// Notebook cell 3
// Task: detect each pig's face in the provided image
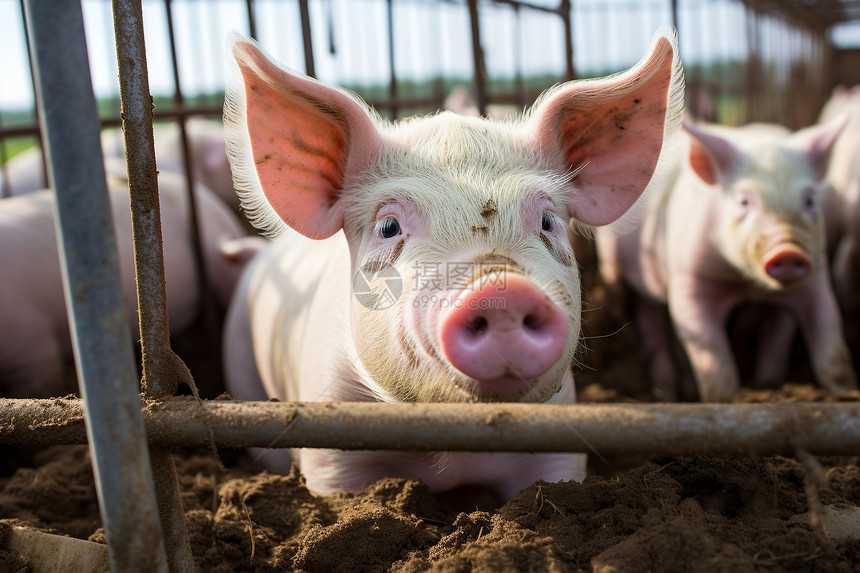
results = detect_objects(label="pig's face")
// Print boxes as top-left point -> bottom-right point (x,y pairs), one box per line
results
342,114 -> 580,402
686,119 -> 846,291
715,144 -> 826,290
224,30 -> 684,404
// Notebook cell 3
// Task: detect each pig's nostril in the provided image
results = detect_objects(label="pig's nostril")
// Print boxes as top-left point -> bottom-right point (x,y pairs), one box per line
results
467,316 -> 488,335
523,314 -> 541,331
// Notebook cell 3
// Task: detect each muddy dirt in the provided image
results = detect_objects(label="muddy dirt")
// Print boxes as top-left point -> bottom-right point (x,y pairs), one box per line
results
1,255 -> 859,571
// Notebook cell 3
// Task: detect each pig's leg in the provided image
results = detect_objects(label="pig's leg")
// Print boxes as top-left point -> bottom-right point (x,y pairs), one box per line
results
791,272 -> 858,394
750,306 -> 796,386
833,235 -> 860,313
832,180 -> 860,312
1,320 -> 66,398
668,279 -> 739,402
633,296 -> 678,401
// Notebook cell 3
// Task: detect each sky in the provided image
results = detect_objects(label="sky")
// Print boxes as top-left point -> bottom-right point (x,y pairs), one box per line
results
1,0 -> 859,113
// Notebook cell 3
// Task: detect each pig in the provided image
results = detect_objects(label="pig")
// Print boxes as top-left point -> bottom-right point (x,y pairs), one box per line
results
1,118 -> 239,210
0,170 -> 257,398
596,118 -> 857,402
818,86 -> 860,313
221,28 -> 684,501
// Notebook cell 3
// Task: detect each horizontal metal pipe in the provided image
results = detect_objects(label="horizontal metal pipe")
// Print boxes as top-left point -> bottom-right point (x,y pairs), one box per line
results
1,398 -> 858,457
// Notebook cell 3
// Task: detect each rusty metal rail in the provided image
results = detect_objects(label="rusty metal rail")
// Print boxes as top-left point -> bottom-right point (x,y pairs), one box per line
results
111,0 -> 197,570
2,398 -> 859,457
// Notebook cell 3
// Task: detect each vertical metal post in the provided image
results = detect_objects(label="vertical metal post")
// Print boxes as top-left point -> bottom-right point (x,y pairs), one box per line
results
561,0 -> 575,81
467,0 -> 488,116
19,0 -> 48,193
164,0 -> 210,322
21,0 -> 167,571
671,0 -> 679,42
387,0 -> 399,119
298,0 -> 316,77
0,115 -> 7,198
111,0 -> 197,571
245,0 -> 257,39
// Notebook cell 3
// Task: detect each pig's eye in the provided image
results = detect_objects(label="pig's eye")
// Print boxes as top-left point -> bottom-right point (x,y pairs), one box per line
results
378,217 -> 402,239
740,198 -> 749,207
541,212 -> 553,232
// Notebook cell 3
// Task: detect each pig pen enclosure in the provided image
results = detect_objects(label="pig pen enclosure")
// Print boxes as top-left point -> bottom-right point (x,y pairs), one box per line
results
2,0 -> 860,571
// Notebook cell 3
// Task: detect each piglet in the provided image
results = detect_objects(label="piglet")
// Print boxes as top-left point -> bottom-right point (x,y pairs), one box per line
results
222,29 -> 684,501
597,119 -> 857,402
0,171 -> 254,398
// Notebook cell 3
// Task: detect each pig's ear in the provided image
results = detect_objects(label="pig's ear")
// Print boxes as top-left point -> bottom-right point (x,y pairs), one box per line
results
684,122 -> 741,185
788,114 -> 847,178
527,28 -> 684,227
223,35 -> 382,239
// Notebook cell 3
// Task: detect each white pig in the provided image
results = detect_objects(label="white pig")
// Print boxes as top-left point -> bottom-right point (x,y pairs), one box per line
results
0,171 -> 256,398
221,29 -> 684,501
818,86 -> 860,312
597,118 -> 857,402
1,118 -> 239,210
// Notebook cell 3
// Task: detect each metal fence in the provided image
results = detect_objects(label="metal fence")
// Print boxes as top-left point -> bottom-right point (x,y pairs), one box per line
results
1,0 -> 857,570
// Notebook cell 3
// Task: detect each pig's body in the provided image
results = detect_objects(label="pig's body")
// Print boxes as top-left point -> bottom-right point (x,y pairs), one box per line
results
223,30 -> 684,500
0,172 -> 253,397
1,119 -> 239,210
598,121 -> 857,401
228,234 -> 580,496
819,87 -> 860,312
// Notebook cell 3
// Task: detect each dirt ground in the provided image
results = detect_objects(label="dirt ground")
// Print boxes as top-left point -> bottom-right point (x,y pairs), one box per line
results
1,257 -> 859,571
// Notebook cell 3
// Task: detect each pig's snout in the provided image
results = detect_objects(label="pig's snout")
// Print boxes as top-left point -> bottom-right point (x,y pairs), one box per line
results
438,273 -> 568,393
763,245 -> 812,285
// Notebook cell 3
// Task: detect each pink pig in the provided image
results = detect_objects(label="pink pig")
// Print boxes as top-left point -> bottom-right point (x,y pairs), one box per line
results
0,170 -> 257,398
221,30 -> 684,501
818,86 -> 860,315
597,118 -> 857,402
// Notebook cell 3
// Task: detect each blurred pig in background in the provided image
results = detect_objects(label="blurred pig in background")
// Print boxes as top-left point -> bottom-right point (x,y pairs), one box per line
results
596,118 -> 857,402
819,87 -> 860,336
0,169 -> 259,398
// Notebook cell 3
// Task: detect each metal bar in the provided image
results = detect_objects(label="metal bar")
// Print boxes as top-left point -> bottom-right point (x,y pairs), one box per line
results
671,0 -> 679,42
490,0 -> 563,15
467,0 -> 488,116
3,398 -> 859,457
165,0 -> 211,328
0,106 -> 227,139
19,0 -> 48,194
387,0 -> 399,119
298,0 -> 316,77
20,1 -> 166,571
245,0 -> 257,39
111,1 -> 197,571
0,114 -> 8,198
561,0 -> 575,81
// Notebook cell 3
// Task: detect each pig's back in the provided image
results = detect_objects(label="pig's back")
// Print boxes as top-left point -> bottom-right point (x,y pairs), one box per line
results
0,192 -> 67,330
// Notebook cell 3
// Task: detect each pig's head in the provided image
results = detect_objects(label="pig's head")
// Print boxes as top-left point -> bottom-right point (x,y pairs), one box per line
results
685,117 -> 846,290
224,31 -> 683,403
